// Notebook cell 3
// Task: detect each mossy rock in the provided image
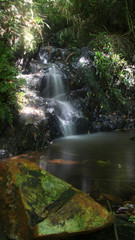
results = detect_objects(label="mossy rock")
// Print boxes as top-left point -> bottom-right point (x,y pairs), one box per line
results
0,158 -> 113,240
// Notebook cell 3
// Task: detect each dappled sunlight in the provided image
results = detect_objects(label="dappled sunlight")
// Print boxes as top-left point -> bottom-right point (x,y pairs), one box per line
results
17,73 -> 41,83
78,57 -> 89,66
20,106 -> 45,118
24,31 -> 35,50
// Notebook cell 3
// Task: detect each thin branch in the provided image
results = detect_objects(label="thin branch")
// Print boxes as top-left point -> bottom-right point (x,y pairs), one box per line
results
107,200 -> 119,240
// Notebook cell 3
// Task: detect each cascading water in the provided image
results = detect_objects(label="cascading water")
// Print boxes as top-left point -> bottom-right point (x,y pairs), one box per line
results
42,65 -> 65,98
41,64 -> 81,136
15,46 -> 90,141
57,101 -> 76,136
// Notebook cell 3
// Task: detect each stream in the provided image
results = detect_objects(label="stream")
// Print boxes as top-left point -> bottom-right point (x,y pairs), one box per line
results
0,45 -> 135,239
40,63 -> 82,136
18,131 -> 135,239
1,133 -> 135,240
29,131 -> 135,200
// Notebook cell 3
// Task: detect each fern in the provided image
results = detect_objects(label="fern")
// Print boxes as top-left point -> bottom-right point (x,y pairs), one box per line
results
0,41 -> 18,125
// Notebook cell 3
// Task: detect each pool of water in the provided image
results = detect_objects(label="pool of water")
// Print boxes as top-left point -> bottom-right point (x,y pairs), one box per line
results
1,131 -> 135,240
27,131 -> 135,201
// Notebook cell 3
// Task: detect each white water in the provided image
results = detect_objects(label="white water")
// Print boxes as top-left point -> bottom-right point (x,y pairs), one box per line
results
45,64 -> 78,136
56,100 -> 75,136
46,65 -> 65,98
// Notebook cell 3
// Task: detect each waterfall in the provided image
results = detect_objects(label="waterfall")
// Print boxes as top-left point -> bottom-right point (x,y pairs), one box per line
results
43,64 -> 78,137
38,46 -> 89,138
44,65 -> 65,98
57,101 -> 75,136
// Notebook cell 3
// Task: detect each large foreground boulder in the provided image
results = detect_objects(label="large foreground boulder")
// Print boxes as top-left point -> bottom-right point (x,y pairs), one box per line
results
0,158 -> 113,239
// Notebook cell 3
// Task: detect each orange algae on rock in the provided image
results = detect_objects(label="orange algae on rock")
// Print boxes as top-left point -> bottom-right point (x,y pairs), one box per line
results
0,158 -> 113,240
0,161 -> 33,240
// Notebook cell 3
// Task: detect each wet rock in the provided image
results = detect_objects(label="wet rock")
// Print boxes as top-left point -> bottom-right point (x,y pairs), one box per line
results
2,45 -> 134,157
47,110 -> 62,139
0,113 -> 49,157
75,117 -> 89,134
0,149 -> 10,159
0,219 -> 8,240
0,158 -> 113,240
39,46 -> 71,64
115,216 -> 135,240
130,136 -> 135,141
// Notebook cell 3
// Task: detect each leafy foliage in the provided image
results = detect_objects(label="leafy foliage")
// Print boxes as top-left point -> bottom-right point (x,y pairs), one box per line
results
93,39 -> 133,110
0,0 -> 45,129
0,41 -> 18,126
90,32 -> 134,62
51,0 -> 135,46
0,0 -> 134,129
0,0 -> 45,53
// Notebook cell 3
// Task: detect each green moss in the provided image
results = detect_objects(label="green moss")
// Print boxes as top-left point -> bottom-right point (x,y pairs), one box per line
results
0,159 -> 113,238
38,218 -> 65,235
36,193 -> 110,236
37,202 -> 108,236
14,164 -> 74,226
40,173 -> 71,204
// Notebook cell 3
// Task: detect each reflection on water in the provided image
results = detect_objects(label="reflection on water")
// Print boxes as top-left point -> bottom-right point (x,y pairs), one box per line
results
32,132 -> 135,200
1,132 -> 134,239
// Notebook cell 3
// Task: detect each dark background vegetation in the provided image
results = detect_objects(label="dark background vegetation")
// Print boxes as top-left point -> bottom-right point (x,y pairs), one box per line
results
0,0 -> 135,133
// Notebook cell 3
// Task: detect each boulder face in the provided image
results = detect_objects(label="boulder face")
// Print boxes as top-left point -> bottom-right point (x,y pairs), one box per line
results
0,158 -> 113,240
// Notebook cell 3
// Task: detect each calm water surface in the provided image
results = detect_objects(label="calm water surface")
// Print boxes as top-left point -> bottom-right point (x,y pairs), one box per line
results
1,131 -> 135,240
33,131 -> 135,200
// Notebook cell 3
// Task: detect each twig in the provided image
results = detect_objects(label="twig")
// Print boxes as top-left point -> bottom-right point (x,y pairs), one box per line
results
107,200 -> 119,240
65,52 -> 75,62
